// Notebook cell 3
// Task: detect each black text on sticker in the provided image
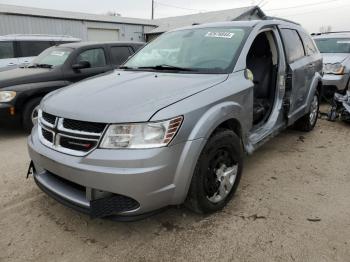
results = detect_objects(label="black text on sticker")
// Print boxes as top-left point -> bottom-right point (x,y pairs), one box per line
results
205,32 -> 235,39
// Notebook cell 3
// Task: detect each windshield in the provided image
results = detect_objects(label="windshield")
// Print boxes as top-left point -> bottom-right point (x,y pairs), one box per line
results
29,47 -> 73,68
314,38 -> 350,53
125,27 -> 249,73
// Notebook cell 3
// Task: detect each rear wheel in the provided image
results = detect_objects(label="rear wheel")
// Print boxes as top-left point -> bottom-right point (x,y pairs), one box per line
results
22,97 -> 42,133
294,91 -> 319,132
185,129 -> 243,214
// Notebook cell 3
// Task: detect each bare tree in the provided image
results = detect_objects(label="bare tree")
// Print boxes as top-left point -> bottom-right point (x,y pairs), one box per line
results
319,25 -> 332,33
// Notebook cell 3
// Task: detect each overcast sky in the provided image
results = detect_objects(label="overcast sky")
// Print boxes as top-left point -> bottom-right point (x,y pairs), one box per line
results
0,0 -> 349,32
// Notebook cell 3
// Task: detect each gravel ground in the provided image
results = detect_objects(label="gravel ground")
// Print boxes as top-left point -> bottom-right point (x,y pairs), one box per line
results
0,118 -> 349,262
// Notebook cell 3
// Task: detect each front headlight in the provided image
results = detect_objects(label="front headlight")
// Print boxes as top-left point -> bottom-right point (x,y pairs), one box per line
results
100,116 -> 183,149
323,63 -> 345,75
0,91 -> 16,102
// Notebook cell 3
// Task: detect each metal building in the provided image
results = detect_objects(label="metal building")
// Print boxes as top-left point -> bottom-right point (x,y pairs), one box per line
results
145,6 -> 265,41
0,4 -> 265,42
0,4 -> 157,42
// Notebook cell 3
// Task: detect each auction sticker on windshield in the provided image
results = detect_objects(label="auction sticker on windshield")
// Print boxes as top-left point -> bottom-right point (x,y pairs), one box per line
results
205,32 -> 235,39
51,51 -> 67,56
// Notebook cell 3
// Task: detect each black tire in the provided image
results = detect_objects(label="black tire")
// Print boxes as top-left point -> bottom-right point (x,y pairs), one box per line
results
294,91 -> 319,132
185,129 -> 244,214
22,97 -> 42,133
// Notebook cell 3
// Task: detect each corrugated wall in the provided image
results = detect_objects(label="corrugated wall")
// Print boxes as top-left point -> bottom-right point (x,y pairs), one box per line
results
0,14 -> 88,40
0,14 -> 156,42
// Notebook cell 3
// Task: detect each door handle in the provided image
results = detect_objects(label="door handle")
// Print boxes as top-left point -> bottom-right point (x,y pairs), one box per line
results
307,63 -> 314,68
7,63 -> 16,66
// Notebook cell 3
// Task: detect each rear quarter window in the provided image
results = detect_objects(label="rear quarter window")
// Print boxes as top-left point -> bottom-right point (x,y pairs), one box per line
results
110,46 -> 132,65
300,31 -> 318,55
18,41 -> 53,57
280,29 -> 306,63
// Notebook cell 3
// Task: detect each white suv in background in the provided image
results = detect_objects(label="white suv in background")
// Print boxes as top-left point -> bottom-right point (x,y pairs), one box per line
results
0,34 -> 80,72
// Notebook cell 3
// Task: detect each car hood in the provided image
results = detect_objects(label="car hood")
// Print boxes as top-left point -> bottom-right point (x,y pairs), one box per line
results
42,70 -> 228,123
322,53 -> 350,64
0,68 -> 60,89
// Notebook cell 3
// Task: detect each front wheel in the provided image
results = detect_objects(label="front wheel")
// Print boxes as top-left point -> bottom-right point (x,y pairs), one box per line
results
22,97 -> 42,133
294,91 -> 319,132
185,129 -> 243,214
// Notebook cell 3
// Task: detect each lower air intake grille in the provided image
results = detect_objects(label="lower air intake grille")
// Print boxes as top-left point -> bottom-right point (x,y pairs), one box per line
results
90,195 -> 140,218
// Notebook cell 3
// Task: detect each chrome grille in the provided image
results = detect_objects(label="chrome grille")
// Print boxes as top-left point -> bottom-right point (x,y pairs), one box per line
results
63,118 -> 106,134
42,112 -> 56,126
38,110 -> 106,156
41,127 -> 54,143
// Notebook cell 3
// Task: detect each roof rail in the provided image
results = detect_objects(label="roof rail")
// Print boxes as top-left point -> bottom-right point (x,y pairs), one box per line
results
263,16 -> 300,26
311,31 -> 350,35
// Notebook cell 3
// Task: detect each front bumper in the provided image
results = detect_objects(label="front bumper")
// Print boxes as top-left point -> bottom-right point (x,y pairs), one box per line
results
28,125 -> 204,219
322,73 -> 349,92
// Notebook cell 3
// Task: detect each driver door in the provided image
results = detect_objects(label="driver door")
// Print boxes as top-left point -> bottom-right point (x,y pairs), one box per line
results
66,47 -> 112,83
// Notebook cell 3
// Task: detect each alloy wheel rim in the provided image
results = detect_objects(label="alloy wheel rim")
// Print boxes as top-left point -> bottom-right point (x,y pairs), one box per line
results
31,106 -> 39,124
207,164 -> 238,203
309,95 -> 318,125
206,148 -> 238,204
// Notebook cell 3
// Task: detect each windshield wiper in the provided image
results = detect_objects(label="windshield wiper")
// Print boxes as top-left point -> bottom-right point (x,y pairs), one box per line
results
138,64 -> 197,72
28,63 -> 53,69
118,65 -> 135,69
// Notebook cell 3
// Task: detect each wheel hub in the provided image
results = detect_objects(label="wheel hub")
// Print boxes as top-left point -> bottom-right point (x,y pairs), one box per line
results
309,95 -> 318,125
207,163 -> 238,203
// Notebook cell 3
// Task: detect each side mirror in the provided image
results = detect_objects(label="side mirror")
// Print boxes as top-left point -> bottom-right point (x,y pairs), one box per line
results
72,60 -> 91,71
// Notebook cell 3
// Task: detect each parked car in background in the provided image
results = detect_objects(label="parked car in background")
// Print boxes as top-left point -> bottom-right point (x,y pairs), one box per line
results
313,32 -> 350,97
0,34 -> 81,72
0,41 -> 144,131
28,19 -> 322,220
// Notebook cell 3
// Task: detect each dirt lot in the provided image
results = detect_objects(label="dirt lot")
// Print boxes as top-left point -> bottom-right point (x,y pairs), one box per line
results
0,118 -> 349,262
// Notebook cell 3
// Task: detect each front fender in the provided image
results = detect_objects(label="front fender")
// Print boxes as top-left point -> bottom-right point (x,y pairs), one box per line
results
9,81 -> 70,111
188,101 -> 245,141
171,101 -> 247,204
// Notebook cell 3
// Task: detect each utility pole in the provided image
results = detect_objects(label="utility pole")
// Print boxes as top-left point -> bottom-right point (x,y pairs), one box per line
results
151,0 -> 154,20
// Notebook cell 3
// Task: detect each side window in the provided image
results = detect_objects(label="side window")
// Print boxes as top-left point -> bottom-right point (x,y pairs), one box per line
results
0,41 -> 15,59
110,46 -> 132,65
300,32 -> 318,55
18,41 -> 52,57
280,29 -> 305,63
76,48 -> 107,68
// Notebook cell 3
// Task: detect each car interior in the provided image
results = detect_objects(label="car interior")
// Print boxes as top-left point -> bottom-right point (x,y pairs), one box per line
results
247,31 -> 279,126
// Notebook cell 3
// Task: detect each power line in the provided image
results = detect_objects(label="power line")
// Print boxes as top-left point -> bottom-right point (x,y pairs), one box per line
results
272,2 -> 350,17
260,1 -> 270,8
265,0 -> 340,12
154,1 -> 207,12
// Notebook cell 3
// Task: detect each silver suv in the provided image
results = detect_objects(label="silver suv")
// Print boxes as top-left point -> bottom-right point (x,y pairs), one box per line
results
28,19 -> 322,220
313,32 -> 350,97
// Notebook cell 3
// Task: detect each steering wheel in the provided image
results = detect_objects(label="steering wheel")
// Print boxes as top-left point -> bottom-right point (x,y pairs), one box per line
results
193,59 -> 229,68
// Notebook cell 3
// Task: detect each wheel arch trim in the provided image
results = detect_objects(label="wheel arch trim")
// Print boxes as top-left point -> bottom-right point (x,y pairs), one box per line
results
171,102 -> 246,204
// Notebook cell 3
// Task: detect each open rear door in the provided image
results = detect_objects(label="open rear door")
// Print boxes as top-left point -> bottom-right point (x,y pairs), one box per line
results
279,28 -> 314,124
